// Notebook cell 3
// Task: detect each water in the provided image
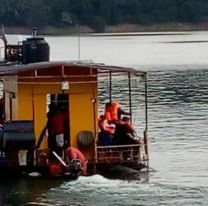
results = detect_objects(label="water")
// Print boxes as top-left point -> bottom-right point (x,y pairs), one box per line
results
1,31 -> 208,205
46,31 -> 208,67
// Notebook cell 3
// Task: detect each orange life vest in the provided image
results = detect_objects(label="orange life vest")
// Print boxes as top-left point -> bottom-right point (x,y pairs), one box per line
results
104,102 -> 120,121
104,104 -> 111,121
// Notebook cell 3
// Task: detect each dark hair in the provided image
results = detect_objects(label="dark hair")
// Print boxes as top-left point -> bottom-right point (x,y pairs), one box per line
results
105,102 -> 111,108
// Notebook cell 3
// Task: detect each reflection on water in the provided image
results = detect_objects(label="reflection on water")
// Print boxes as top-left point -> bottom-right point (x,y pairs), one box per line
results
149,68 -> 208,183
0,177 -> 63,205
1,32 -> 208,205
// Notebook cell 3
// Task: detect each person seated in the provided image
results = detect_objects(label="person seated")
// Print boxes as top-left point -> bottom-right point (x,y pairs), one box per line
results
104,102 -> 130,123
97,115 -> 114,146
113,116 -> 139,145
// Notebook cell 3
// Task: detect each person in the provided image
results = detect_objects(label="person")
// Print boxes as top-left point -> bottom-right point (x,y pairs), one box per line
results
51,106 -> 65,149
46,103 -> 57,150
113,116 -> 139,145
44,104 -> 66,157
66,147 -> 87,175
97,115 -> 114,146
61,105 -> 70,148
104,102 -> 130,122
104,102 -> 112,121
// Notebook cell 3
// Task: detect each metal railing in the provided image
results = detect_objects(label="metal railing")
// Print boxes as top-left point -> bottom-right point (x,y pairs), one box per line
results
96,143 -> 147,164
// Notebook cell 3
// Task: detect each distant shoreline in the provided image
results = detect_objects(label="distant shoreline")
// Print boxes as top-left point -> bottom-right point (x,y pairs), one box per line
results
3,23 -> 208,36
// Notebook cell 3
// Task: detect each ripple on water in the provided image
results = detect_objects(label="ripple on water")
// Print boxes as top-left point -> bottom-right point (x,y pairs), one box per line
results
32,68 -> 208,205
38,175 -> 208,206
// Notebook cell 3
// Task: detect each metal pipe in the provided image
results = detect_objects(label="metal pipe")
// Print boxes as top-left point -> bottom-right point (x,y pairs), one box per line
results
9,96 -> 12,121
92,96 -> 97,172
31,87 -> 36,142
144,73 -> 149,160
144,73 -> 148,131
109,71 -> 112,103
77,25 -> 81,60
128,72 -> 132,123
52,151 -> 67,167
3,91 -> 5,122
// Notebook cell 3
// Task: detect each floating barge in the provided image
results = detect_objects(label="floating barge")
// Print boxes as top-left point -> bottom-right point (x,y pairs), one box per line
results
0,31 -> 149,177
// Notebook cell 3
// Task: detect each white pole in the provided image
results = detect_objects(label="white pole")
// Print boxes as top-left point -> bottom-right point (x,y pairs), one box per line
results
52,151 -> 67,167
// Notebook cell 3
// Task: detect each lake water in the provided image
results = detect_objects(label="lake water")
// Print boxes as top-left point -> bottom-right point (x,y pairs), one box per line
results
1,31 -> 208,205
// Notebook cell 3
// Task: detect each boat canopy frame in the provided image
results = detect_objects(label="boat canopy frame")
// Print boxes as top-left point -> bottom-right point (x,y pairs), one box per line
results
0,60 -> 149,172
0,61 -> 145,77
0,60 -> 148,133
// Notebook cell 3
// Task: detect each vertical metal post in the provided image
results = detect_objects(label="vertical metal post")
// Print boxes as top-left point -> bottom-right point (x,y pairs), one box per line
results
32,87 -> 35,137
128,72 -> 132,123
61,64 -> 65,95
4,43 -> 7,61
18,41 -> 21,64
9,95 -> 12,121
78,24 -> 81,60
144,73 -> 148,132
3,91 -> 5,122
92,76 -> 98,173
144,73 -> 149,165
109,71 -> 112,103
92,97 -> 97,173
92,98 -> 97,144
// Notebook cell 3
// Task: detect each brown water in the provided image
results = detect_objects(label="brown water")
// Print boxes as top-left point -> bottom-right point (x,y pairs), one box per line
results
1,32 -> 208,205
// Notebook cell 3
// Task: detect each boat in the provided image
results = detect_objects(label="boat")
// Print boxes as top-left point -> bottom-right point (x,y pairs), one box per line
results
0,30 -> 149,177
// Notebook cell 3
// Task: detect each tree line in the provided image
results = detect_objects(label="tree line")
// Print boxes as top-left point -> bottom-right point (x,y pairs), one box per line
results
0,0 -> 208,32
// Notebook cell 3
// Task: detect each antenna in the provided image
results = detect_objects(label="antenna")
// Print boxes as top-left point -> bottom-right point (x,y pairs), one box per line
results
77,24 -> 81,60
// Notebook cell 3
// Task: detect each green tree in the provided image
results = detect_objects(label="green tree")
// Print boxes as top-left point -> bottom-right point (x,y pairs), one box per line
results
0,0 -> 208,32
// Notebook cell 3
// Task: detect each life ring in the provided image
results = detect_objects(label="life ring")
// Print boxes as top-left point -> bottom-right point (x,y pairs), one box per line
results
77,131 -> 94,147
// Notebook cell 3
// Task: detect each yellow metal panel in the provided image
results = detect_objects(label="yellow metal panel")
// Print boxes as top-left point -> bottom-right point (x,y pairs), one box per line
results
18,82 -> 61,147
18,84 -> 33,120
33,93 -> 47,149
70,82 -> 97,160
16,78 -> 98,159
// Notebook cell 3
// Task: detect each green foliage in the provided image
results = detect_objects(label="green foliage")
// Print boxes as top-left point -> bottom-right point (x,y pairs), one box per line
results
0,0 -> 208,31
61,12 -> 73,25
